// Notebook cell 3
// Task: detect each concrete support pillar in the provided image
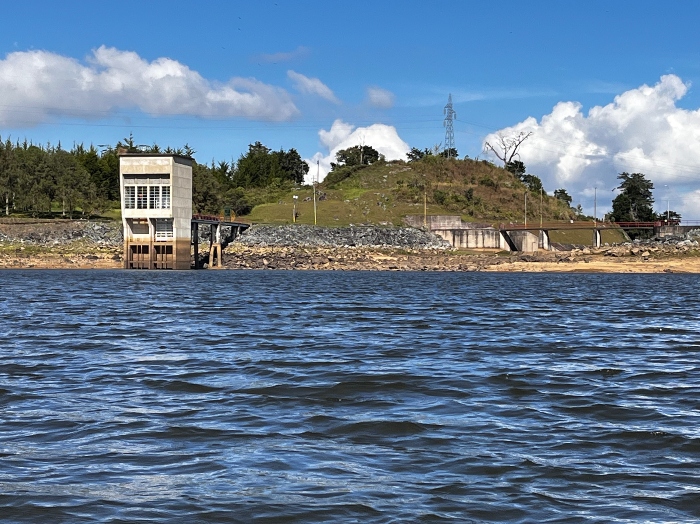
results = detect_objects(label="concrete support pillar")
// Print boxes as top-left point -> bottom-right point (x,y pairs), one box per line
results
209,223 -> 222,268
123,239 -> 130,269
499,231 -> 515,251
593,229 -> 601,248
539,230 -> 551,251
192,222 -> 199,269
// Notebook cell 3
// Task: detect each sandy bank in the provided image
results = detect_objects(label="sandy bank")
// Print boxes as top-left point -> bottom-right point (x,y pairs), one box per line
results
2,248 -> 698,273
1,219 -> 698,273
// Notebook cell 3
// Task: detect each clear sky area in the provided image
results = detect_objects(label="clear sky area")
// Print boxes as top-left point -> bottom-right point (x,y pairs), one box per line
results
2,0 -> 700,218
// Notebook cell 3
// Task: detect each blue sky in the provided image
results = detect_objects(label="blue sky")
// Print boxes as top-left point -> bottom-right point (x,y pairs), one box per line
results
2,0 -> 700,217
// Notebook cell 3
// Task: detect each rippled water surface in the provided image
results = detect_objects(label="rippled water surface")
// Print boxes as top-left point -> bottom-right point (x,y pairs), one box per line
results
1,270 -> 699,523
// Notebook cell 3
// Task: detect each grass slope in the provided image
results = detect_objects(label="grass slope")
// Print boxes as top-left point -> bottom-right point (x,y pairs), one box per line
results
246,158 -> 605,222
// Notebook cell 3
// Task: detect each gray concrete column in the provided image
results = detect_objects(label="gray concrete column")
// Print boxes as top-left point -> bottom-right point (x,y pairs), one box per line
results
593,229 -> 601,248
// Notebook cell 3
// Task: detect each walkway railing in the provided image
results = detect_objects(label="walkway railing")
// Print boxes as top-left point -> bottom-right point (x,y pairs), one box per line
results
192,213 -> 250,225
499,220 -> 698,231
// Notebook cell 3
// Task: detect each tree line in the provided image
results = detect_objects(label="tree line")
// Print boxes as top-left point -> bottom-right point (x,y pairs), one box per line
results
0,135 -> 309,217
1,131 -> 681,224
0,138 -> 118,218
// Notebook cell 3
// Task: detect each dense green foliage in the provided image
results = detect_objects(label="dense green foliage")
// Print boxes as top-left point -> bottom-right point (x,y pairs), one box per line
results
521,174 -> 543,193
0,139 -> 115,217
330,145 -> 380,170
195,141 -> 308,215
439,147 -> 459,158
407,147 -> 433,162
232,142 -> 308,188
610,172 -> 655,222
505,160 -> 543,193
608,172 -> 683,238
554,188 -> 573,206
505,160 -> 526,178
0,136 -> 308,218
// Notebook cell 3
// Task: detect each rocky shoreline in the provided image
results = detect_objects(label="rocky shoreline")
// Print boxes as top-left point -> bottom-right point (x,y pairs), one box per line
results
1,219 -> 699,273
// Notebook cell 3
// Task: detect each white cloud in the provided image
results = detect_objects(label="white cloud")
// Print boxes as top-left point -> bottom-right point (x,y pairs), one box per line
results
0,46 -> 299,126
304,119 -> 410,184
287,70 -> 339,103
256,46 -> 310,63
483,75 -> 700,219
366,86 -> 395,108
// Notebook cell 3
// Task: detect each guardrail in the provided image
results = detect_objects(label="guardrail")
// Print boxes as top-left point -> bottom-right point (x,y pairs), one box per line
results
192,214 -> 250,225
498,220 -> 700,230
499,221 -> 611,230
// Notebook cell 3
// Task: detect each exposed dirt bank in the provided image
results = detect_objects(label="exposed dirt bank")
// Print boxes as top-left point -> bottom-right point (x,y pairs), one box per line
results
1,219 -> 699,273
221,245 -> 700,273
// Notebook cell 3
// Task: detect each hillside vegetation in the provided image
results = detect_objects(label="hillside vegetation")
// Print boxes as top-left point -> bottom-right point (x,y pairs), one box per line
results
244,156 -> 578,227
0,134 -> 628,245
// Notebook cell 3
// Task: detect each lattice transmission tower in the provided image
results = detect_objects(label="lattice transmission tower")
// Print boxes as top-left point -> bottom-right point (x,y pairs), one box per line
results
443,93 -> 456,158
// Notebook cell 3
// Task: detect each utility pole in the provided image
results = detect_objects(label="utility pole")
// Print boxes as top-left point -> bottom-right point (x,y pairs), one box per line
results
594,187 -> 597,227
664,184 -> 669,223
314,160 -> 318,225
540,187 -> 543,227
443,94 -> 456,158
524,191 -> 527,227
359,135 -> 365,166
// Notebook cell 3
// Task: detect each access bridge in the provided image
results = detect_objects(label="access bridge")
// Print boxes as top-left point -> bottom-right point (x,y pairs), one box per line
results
191,214 -> 250,269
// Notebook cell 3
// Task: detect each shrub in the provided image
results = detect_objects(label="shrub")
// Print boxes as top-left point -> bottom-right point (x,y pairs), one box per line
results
479,176 -> 496,188
433,189 -> 448,206
323,164 -> 366,188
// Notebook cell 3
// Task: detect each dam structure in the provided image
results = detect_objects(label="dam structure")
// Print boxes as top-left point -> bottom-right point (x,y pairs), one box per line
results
407,215 -> 700,253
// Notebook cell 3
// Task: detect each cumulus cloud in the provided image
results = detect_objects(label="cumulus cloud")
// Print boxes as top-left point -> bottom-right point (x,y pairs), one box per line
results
287,70 -> 339,103
0,46 -> 299,126
483,75 -> 700,219
366,86 -> 395,108
304,119 -> 410,184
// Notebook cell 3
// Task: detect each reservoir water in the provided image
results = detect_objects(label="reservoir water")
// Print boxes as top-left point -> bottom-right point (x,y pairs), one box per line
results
0,270 -> 699,523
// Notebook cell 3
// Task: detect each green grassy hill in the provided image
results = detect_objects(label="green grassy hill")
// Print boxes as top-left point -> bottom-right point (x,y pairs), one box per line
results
241,157 -> 629,245
245,157 -> 575,226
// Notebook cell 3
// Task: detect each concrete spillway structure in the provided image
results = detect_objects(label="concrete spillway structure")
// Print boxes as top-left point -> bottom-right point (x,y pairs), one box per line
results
119,154 -> 193,269
404,215 -> 535,251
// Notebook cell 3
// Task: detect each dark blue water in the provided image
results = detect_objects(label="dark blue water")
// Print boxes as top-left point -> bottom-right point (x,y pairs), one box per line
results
1,270 -> 699,523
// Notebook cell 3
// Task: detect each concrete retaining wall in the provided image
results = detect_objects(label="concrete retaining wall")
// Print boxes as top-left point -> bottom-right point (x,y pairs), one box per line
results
433,228 -> 503,249
656,225 -> 700,239
433,228 -> 540,252
508,231 -> 539,252
406,215 -> 543,252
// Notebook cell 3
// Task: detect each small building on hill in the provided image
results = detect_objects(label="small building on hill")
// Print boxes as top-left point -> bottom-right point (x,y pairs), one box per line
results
119,154 -> 193,269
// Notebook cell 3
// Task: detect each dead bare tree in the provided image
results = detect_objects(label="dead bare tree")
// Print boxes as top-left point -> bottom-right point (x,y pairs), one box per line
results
483,131 -> 533,166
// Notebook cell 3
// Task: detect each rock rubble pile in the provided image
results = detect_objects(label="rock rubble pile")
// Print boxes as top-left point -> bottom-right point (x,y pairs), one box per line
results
0,220 -> 122,247
235,224 -> 452,250
223,245 -> 499,271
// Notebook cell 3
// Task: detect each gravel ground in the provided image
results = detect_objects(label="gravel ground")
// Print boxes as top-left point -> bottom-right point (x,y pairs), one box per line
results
235,224 -> 452,250
0,220 -> 122,247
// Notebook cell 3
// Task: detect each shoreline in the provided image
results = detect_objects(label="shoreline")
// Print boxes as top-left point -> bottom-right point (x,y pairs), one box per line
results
2,245 -> 699,273
2,219 -> 699,273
